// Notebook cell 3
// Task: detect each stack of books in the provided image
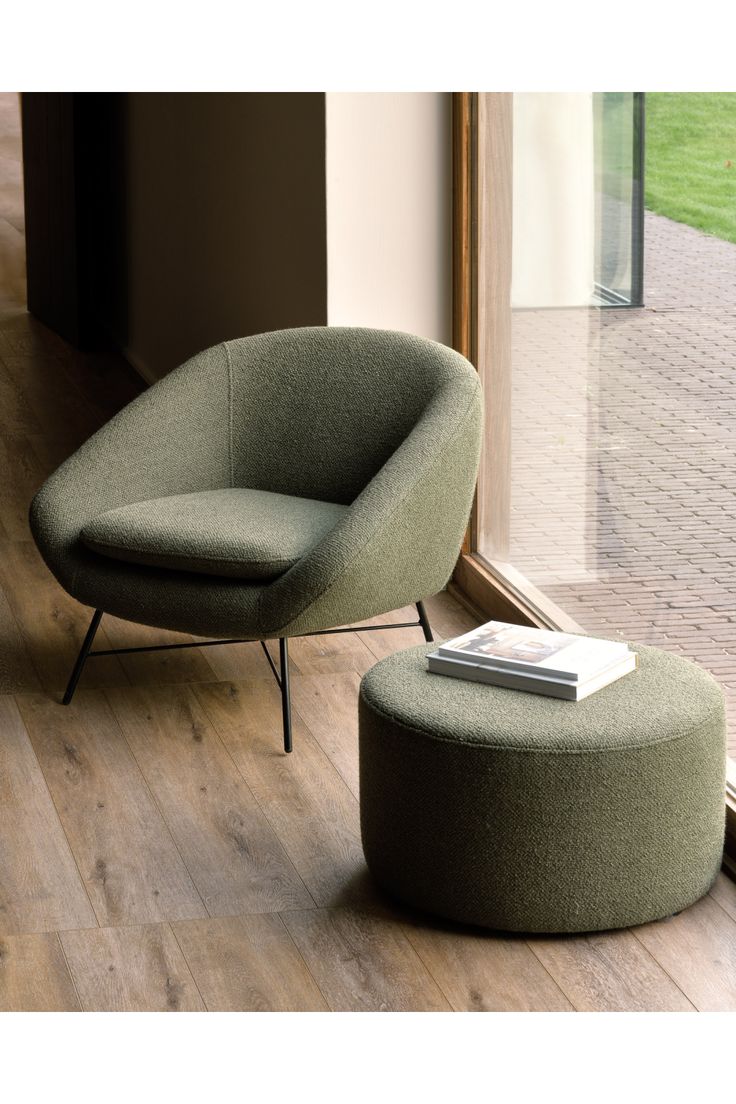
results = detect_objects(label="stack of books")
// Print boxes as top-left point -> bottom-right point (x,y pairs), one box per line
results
427,621 -> 637,701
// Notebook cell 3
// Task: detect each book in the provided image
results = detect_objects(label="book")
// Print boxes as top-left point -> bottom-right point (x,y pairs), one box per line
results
428,620 -> 637,701
427,651 -> 637,701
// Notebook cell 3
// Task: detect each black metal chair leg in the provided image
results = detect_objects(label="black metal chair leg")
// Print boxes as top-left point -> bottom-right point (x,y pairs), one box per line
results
62,609 -> 103,704
279,637 -> 293,753
416,600 -> 434,643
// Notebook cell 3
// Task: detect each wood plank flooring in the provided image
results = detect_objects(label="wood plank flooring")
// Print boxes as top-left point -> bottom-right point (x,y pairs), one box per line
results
59,924 -> 205,1012
16,690 -> 206,927
0,97 -> 735,1009
0,695 -> 97,935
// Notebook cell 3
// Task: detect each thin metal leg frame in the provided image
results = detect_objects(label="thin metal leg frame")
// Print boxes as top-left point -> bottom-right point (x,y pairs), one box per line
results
279,639 -> 292,754
415,599 -> 434,643
62,609 -> 103,704
62,602 -> 433,752
259,639 -> 292,753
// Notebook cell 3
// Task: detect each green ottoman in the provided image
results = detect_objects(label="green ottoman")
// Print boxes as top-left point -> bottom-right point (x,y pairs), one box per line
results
359,642 -> 726,933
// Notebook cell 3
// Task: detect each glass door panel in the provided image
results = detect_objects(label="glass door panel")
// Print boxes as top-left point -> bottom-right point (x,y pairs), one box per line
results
476,92 -> 644,585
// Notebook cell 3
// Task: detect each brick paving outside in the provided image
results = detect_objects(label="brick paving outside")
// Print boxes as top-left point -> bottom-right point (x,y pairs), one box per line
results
502,211 -> 736,757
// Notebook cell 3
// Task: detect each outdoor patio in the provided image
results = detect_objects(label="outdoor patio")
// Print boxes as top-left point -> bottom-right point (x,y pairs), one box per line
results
508,210 -> 736,755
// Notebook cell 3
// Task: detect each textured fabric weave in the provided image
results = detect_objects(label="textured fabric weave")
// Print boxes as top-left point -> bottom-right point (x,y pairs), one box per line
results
81,488 -> 347,581
359,642 -> 727,933
29,328 -> 483,638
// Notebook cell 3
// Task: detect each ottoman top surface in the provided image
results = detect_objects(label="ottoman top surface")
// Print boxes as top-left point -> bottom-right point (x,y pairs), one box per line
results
360,641 -> 724,752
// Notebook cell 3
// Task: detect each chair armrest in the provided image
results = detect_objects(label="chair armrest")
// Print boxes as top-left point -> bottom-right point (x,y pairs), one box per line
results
30,347 -> 231,592
257,377 -> 483,636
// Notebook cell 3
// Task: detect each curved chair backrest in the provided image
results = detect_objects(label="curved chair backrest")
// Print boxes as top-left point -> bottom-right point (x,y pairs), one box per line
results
219,327 -> 479,504
30,326 -> 482,607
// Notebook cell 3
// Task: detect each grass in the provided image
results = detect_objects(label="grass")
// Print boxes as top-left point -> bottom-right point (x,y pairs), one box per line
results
645,92 -> 736,243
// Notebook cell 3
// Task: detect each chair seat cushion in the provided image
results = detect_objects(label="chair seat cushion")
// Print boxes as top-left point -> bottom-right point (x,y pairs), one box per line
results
80,488 -> 347,581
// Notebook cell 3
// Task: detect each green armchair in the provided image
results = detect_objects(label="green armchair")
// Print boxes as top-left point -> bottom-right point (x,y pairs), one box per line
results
30,327 -> 483,751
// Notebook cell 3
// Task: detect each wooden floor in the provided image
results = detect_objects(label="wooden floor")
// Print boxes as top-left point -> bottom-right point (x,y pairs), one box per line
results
1,101 -> 736,1013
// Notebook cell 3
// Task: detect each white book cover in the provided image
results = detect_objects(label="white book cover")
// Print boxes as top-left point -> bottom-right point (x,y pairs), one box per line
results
437,621 -> 631,683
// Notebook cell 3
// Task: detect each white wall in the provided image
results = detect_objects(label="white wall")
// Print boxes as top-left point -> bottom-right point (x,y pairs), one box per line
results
326,93 -> 452,345
511,93 -> 595,309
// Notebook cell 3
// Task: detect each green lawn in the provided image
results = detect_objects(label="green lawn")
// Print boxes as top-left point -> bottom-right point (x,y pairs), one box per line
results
646,92 -> 736,243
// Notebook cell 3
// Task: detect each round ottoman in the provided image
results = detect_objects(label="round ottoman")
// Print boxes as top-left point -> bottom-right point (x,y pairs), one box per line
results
358,642 -> 726,933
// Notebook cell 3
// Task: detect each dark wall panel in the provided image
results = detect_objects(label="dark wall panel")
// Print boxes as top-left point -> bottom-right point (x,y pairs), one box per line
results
122,92 -> 328,378
22,93 -> 328,375
22,93 -> 80,343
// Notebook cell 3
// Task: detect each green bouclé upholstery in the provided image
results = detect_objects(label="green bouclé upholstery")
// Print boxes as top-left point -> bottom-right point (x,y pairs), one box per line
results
30,328 -> 482,639
81,488 -> 347,581
359,642 -> 726,933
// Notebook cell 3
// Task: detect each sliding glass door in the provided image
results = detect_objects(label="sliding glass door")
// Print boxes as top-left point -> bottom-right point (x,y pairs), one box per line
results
458,88 -> 734,843
474,92 -> 645,599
